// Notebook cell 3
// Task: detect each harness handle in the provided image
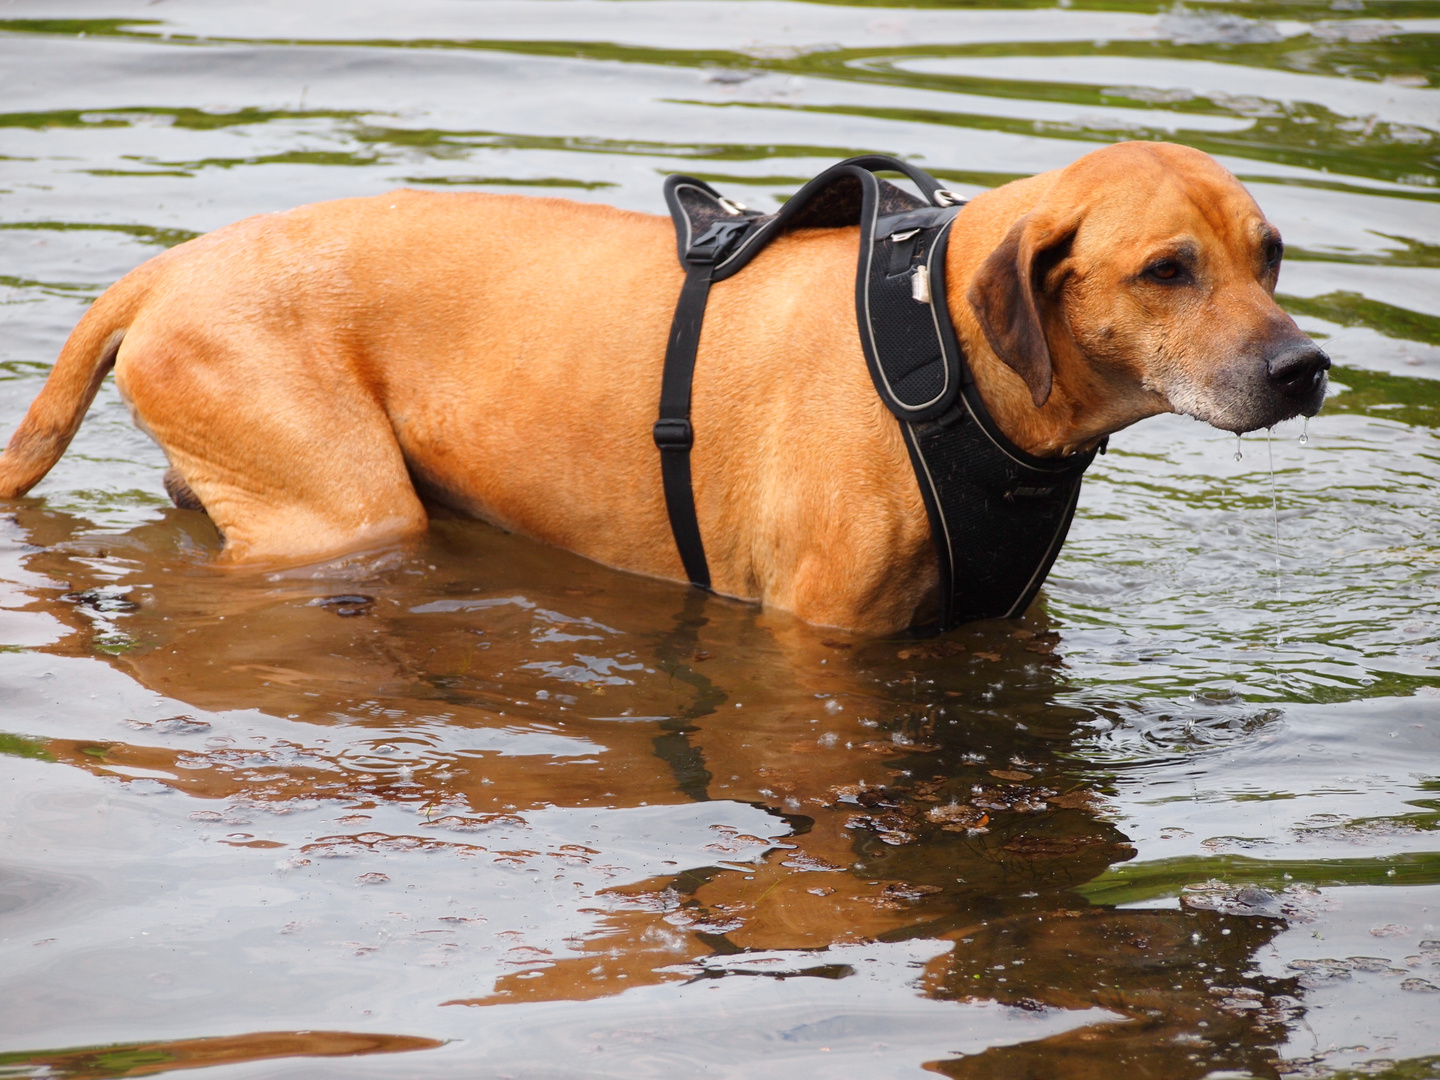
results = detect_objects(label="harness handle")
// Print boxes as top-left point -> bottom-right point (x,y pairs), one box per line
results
828,154 -> 953,205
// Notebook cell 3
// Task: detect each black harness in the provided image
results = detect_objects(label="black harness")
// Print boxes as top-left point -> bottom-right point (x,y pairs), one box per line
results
654,156 -> 1100,632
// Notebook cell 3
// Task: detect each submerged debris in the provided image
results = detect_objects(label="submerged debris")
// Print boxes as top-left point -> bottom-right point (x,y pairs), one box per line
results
1002,834 -> 1105,858
896,640 -> 966,661
926,804 -> 989,832
873,881 -> 944,907
1181,881 -> 1331,922
308,594 -> 376,617
63,587 -> 139,613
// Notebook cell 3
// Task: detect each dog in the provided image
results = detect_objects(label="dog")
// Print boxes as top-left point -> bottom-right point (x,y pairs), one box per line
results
0,141 -> 1327,634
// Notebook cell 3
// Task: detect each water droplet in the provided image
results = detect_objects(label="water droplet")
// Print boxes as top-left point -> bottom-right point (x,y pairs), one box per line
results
1299,418 -> 1309,445
1233,433 -> 1243,461
1267,430 -> 1281,605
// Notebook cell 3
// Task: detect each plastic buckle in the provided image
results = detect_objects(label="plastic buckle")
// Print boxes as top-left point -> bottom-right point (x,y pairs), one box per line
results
686,219 -> 751,265
653,418 -> 694,451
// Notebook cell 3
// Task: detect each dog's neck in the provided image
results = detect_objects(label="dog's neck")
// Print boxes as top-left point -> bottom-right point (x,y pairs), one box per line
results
958,332 -> 1166,458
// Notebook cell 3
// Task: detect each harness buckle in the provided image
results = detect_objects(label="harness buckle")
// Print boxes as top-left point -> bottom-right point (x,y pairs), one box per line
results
653,417 -> 694,451
687,219 -> 752,265
933,189 -> 966,207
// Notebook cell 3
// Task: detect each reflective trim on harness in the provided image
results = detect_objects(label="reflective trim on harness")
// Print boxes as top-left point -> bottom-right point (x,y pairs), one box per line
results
655,156 -> 1098,631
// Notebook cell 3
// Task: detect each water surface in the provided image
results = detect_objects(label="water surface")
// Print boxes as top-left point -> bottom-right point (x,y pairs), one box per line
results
1,2 -> 1439,1077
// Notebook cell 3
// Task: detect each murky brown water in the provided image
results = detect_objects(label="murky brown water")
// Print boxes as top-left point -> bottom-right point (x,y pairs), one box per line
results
2,2 -> 1438,1077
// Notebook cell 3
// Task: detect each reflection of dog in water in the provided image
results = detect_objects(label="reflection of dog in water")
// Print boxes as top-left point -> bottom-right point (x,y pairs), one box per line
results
0,141 -> 1326,632
11,498 -> 1308,1075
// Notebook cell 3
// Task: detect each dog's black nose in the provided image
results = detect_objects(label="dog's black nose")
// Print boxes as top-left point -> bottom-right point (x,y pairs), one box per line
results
1267,340 -> 1331,398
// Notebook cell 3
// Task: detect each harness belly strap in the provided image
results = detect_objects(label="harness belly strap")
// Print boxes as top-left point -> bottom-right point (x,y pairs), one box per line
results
653,192 -> 765,589
655,157 -> 1099,630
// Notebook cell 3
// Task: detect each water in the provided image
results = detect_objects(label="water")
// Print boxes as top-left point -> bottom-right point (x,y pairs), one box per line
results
1,3 -> 1438,1077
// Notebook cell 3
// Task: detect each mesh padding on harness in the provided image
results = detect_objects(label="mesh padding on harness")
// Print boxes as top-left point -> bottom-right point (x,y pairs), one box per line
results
868,258 -> 946,406
906,409 -> 1085,623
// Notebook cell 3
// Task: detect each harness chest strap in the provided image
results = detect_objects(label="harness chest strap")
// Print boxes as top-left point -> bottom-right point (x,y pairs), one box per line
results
653,156 -> 1100,632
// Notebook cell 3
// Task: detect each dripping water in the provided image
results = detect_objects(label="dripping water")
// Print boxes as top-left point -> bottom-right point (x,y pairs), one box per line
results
1234,433 -> 1243,461
1300,417 -> 1309,445
1267,429 -> 1282,647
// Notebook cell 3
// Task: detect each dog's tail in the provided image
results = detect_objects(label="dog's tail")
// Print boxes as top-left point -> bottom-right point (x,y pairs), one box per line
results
0,265 -> 155,498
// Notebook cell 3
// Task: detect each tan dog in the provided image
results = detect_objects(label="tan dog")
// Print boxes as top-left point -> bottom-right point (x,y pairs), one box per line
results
0,141 -> 1326,633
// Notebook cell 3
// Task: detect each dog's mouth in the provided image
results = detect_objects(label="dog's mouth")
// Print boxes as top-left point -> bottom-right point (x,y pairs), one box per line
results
1162,338 -> 1331,435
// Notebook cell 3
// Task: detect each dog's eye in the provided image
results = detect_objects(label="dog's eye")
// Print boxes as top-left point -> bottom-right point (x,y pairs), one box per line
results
1144,259 -> 1186,283
1264,239 -> 1284,267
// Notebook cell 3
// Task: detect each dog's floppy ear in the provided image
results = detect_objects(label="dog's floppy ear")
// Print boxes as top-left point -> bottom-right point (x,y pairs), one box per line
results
966,214 -> 1077,409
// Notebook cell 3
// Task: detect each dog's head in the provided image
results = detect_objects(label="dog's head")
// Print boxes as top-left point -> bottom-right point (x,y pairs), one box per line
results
967,142 -> 1328,442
